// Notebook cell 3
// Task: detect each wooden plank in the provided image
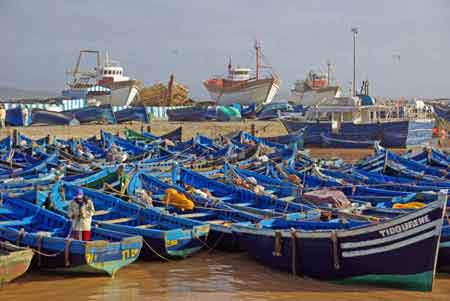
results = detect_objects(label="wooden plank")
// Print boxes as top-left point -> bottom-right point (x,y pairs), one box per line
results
280,196 -> 296,202
103,217 -> 135,224
0,219 -> 31,226
207,220 -> 227,224
94,210 -> 110,216
233,202 -> 253,207
177,212 -> 213,219
135,224 -> 156,229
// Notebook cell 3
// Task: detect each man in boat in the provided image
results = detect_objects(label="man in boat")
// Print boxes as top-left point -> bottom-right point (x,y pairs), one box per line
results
75,143 -> 94,160
42,193 -> 57,213
107,144 -> 128,163
68,189 -> 95,241
0,105 -> 5,128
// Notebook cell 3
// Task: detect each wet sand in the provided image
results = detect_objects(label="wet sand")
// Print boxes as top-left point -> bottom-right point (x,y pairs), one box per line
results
1,121 -> 449,300
1,252 -> 450,301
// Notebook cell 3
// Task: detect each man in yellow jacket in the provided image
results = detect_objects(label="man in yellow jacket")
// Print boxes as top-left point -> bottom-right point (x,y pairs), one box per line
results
68,189 -> 95,241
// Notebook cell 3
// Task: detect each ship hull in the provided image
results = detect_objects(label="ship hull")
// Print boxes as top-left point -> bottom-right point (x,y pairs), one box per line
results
291,86 -> 341,107
204,79 -> 280,105
96,82 -> 140,107
281,118 -> 434,148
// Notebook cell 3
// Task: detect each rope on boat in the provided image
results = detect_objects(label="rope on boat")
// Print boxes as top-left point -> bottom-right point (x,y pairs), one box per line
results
142,238 -> 170,262
290,228 -> 299,276
192,229 -> 217,252
273,231 -> 282,257
331,231 -> 340,270
206,231 -> 226,254
65,239 -> 72,266
16,228 -> 25,245
37,235 -> 44,266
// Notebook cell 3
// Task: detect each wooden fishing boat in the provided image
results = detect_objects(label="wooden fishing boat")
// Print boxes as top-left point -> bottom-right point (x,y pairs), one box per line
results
63,104 -> 117,124
6,106 -> 29,127
232,193 -> 447,291
320,133 -> 377,148
176,166 -> 314,216
0,194 -> 142,276
124,127 -> 183,143
66,166 -> 124,190
114,106 -> 150,124
31,109 -> 79,126
50,183 -> 210,259
0,242 -> 34,285
128,171 -> 262,251
167,105 -> 214,121
0,151 -> 58,180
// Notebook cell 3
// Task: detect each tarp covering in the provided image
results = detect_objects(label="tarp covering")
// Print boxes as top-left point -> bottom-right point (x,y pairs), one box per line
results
302,188 -> 351,208
217,106 -> 241,121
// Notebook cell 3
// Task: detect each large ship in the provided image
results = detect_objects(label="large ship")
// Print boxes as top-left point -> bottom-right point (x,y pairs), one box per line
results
281,96 -> 435,148
203,41 -> 281,106
290,67 -> 341,106
62,50 -> 141,106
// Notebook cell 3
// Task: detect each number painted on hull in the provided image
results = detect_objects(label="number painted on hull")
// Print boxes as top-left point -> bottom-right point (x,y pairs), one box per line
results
122,249 -> 140,260
165,240 -> 178,247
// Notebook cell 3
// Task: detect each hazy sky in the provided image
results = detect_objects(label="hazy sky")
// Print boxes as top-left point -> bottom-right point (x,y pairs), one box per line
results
1,0 -> 449,99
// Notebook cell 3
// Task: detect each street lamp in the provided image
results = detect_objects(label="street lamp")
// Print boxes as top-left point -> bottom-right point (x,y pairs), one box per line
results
351,27 -> 358,97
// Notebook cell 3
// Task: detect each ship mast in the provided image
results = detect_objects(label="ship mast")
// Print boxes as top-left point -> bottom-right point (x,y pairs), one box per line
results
255,40 -> 261,80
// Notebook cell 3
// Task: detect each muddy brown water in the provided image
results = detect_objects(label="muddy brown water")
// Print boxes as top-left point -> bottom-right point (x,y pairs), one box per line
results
1,252 -> 450,301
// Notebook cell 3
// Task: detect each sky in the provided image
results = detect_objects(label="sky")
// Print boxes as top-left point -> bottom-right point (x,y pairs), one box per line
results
1,0 -> 449,99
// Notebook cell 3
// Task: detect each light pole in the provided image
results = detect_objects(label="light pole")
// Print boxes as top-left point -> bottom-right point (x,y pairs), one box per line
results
351,27 -> 358,97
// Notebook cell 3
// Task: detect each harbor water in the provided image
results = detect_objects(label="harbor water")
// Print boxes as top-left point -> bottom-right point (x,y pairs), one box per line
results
1,251 -> 450,301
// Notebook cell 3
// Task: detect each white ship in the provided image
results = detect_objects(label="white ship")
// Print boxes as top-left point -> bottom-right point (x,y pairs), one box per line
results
291,68 -> 341,107
203,41 -> 281,106
63,50 -> 141,106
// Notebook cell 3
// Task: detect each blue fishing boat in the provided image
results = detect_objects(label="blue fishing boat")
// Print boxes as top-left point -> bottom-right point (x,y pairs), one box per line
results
233,130 -> 304,149
114,106 -> 150,124
6,106 -> 31,127
128,171 -> 263,251
175,166 -> 314,217
0,193 -> 142,276
31,109 -> 79,126
167,105 -> 214,121
51,184 -> 210,259
320,133 -> 377,148
232,194 -> 447,291
64,105 -> 116,124
281,97 -> 434,148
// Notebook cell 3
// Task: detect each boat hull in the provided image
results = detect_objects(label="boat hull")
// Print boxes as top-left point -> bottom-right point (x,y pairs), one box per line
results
114,106 -> 149,123
64,105 -> 117,124
95,82 -> 140,107
31,109 -> 80,126
281,119 -> 434,148
291,86 -> 340,107
0,226 -> 142,277
0,246 -> 33,285
233,200 -> 445,291
204,79 -> 280,106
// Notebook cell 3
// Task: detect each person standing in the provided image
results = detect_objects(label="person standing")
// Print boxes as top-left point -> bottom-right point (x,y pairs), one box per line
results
67,189 -> 95,241
0,105 -> 6,128
22,106 -> 29,127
